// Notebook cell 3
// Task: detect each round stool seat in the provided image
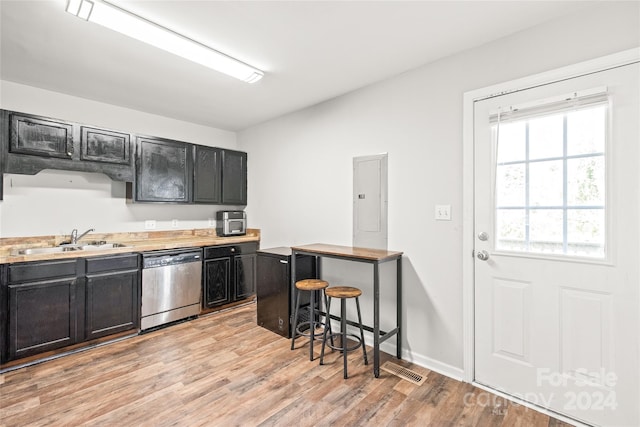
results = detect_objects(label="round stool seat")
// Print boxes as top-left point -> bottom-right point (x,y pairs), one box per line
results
296,279 -> 329,291
291,278 -> 332,360
320,285 -> 368,378
325,286 -> 362,299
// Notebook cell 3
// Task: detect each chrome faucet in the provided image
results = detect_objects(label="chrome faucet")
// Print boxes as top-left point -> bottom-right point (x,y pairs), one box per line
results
70,228 -> 95,244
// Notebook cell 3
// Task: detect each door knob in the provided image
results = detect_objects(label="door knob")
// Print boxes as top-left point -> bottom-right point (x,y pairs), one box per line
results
478,231 -> 489,241
477,250 -> 490,261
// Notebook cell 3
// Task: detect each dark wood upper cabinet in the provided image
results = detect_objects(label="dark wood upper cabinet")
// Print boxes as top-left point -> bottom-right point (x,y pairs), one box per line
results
0,110 -> 247,204
80,126 -> 131,165
10,113 -> 73,159
221,149 -> 247,205
1,110 -> 134,181
193,145 -> 222,204
134,136 -> 193,203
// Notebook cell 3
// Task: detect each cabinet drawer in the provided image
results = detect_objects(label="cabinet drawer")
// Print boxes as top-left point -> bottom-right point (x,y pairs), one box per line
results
85,253 -> 139,274
8,259 -> 77,283
204,242 -> 258,259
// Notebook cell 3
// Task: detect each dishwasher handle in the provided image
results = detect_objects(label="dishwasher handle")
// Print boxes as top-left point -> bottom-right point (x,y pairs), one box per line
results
143,251 -> 202,269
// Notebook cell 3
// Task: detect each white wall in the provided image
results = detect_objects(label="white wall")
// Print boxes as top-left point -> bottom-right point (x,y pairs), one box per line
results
238,2 -> 640,376
0,81 -> 238,237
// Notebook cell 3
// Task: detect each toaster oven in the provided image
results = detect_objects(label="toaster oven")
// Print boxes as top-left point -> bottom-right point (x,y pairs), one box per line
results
216,211 -> 247,236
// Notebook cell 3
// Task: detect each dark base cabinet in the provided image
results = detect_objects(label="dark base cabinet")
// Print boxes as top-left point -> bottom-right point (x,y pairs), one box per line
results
203,242 -> 257,309
256,247 -> 317,338
6,259 -> 79,361
84,254 -> 140,340
1,254 -> 140,363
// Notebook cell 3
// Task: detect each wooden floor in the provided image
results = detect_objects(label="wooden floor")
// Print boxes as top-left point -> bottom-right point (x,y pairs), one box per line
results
0,303 -> 572,426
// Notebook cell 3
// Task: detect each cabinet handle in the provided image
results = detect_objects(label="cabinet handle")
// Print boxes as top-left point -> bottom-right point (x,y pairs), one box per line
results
280,260 -> 288,264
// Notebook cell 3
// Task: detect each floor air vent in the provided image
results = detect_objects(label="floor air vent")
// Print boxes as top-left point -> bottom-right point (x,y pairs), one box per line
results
380,361 -> 426,386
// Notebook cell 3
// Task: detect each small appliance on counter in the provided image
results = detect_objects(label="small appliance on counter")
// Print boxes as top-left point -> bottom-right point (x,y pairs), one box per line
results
216,210 -> 247,236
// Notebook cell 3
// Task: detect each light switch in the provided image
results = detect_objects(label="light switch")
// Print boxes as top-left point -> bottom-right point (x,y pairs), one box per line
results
435,205 -> 451,221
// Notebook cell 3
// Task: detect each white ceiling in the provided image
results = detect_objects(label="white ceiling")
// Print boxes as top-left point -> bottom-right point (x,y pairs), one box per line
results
1,1 -> 596,131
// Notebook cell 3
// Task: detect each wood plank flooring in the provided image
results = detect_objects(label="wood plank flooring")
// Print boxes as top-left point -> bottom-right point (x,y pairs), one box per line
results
0,303 -> 572,426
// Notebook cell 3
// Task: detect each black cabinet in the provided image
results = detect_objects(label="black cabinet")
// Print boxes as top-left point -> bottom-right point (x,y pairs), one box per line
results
80,126 -> 131,165
9,112 -> 74,159
84,254 -> 140,340
194,146 -> 247,205
2,110 -> 134,181
1,254 -> 141,363
221,149 -> 247,205
5,259 -> 79,361
193,145 -> 222,204
203,242 -> 257,309
256,248 -> 317,338
132,136 -> 193,203
0,109 -> 248,204
0,264 -> 7,361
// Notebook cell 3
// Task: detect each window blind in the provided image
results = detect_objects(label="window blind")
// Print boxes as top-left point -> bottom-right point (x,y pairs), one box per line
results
489,86 -> 608,123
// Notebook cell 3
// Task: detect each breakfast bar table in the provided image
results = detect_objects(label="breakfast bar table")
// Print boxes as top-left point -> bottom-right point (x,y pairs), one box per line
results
290,243 -> 403,378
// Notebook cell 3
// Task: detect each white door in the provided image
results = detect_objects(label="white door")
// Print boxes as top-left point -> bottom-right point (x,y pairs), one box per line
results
353,154 -> 388,249
474,62 -> 639,426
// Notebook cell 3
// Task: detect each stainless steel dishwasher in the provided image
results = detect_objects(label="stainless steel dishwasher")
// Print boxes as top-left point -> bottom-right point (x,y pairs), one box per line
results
141,248 -> 202,330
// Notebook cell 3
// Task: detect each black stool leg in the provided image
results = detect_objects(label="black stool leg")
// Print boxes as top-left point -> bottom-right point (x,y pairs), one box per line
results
341,297 -> 348,379
290,288 -> 302,350
323,291 -> 334,347
355,296 -> 368,365
308,288 -> 316,361
319,296 -> 332,365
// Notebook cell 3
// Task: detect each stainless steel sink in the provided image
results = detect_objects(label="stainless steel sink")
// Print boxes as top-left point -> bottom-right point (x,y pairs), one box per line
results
14,242 -> 130,255
17,246 -> 81,255
78,242 -> 130,250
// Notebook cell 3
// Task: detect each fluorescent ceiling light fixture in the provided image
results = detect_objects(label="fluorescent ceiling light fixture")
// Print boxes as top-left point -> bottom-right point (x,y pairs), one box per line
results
65,0 -> 264,83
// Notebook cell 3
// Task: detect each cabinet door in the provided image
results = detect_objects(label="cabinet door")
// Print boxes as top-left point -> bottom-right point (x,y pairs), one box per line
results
136,137 -> 192,202
234,253 -> 256,300
0,265 -> 7,362
193,145 -> 222,204
8,278 -> 78,360
9,113 -> 73,159
85,270 -> 139,340
204,257 -> 231,308
221,149 -> 247,205
81,126 -> 131,165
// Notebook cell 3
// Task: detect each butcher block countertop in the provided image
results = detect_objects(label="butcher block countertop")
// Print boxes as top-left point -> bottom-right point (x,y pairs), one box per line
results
0,228 -> 260,264
291,243 -> 403,261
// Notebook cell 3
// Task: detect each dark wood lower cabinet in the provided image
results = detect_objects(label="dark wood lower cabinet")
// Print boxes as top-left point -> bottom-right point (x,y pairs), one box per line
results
203,243 -> 257,309
234,254 -> 256,300
8,276 -> 79,361
2,254 -> 140,363
85,254 -> 140,340
204,257 -> 231,307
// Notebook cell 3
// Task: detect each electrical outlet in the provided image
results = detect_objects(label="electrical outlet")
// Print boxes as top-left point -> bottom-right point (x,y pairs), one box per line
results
144,220 -> 156,230
208,218 -> 215,227
171,219 -> 179,228
435,205 -> 451,221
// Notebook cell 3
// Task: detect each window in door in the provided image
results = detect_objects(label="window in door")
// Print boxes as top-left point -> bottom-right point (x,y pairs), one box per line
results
492,92 -> 608,258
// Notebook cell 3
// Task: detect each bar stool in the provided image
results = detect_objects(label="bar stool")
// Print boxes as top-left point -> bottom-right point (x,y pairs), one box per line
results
291,279 -> 331,361
320,286 -> 368,379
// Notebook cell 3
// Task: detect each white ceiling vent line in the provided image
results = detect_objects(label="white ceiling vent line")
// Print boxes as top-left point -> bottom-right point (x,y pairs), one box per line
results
65,0 -> 264,83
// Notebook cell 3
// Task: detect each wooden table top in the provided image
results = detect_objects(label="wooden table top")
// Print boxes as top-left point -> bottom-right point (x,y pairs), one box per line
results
291,243 -> 402,262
